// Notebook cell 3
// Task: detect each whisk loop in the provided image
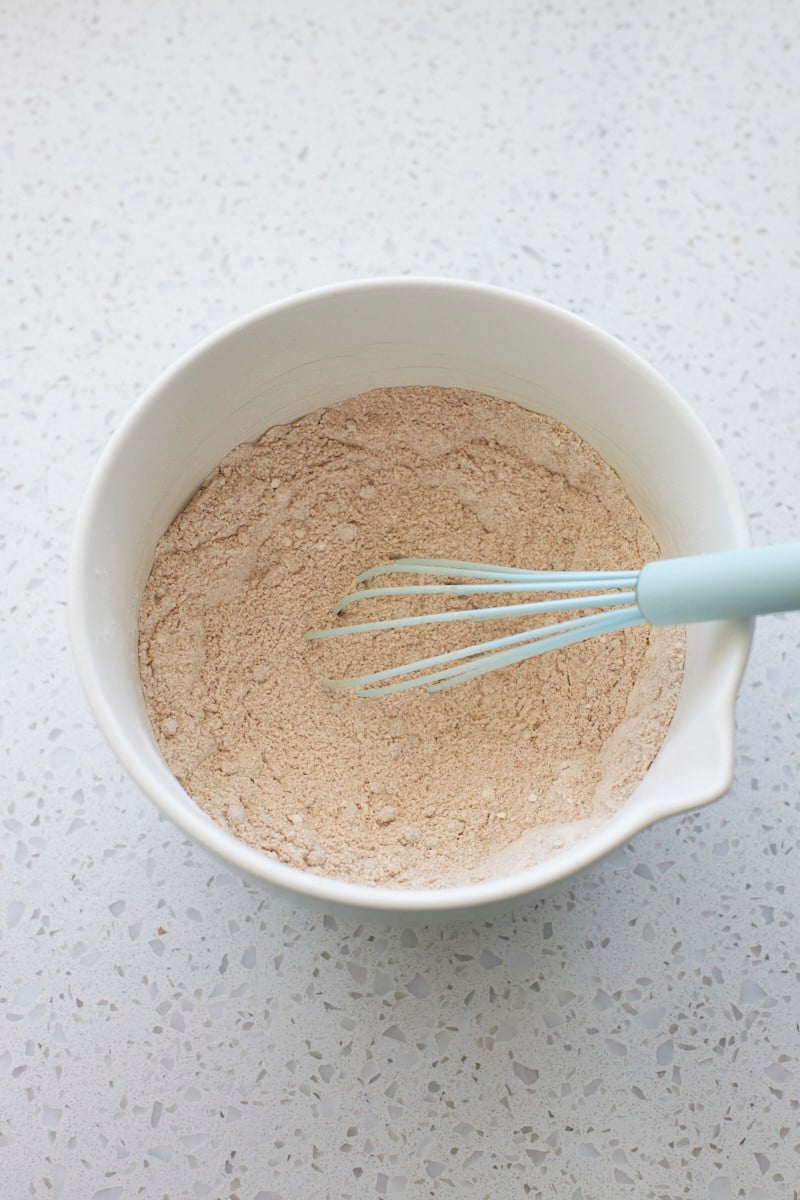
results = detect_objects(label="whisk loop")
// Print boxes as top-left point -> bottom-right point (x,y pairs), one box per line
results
306,557 -> 645,697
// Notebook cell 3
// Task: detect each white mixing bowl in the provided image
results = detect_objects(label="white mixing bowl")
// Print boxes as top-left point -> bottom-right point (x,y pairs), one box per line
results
69,279 -> 751,919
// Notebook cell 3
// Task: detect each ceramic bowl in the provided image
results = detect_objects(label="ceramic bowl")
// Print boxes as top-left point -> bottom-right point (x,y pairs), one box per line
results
69,279 -> 751,919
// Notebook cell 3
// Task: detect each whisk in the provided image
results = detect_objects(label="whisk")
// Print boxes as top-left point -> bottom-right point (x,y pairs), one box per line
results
306,544 -> 800,697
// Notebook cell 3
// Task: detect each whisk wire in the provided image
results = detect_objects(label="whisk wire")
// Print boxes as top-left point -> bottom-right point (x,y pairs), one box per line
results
322,610 -> 618,691
307,590 -> 637,640
334,577 -> 638,615
328,606 -> 644,698
426,606 -> 644,694
356,557 -> 639,585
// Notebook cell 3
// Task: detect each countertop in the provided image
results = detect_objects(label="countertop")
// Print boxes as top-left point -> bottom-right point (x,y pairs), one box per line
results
3,2 -> 799,1196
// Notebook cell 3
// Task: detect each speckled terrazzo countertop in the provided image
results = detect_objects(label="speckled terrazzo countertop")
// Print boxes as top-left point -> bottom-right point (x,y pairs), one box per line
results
3,2 -> 799,1197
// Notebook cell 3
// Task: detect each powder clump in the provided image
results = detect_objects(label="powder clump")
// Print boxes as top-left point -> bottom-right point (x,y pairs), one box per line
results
138,386 -> 684,887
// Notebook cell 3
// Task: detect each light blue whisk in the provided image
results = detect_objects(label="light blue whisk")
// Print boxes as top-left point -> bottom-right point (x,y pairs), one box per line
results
306,544 -> 800,698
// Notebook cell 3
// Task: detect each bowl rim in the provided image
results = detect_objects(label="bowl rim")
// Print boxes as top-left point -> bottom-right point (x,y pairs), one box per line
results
69,276 -> 753,914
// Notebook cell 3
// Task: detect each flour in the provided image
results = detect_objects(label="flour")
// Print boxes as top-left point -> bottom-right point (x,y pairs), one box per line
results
138,386 -> 684,887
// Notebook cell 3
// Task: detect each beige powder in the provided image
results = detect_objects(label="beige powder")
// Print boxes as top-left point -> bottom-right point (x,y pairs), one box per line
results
138,386 -> 684,887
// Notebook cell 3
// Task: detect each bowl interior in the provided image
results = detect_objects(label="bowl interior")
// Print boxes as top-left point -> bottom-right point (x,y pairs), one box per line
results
71,280 -> 751,914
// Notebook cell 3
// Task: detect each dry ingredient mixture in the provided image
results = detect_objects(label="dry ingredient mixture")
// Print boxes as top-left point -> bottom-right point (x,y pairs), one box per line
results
138,386 -> 684,887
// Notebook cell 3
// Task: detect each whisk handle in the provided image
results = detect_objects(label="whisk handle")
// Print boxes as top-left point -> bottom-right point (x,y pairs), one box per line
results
637,543 -> 800,626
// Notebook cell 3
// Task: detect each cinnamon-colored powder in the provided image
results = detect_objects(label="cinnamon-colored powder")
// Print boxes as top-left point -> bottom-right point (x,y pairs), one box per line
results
138,386 -> 684,887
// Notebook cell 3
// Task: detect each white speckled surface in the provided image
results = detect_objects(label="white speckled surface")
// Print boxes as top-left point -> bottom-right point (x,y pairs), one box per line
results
3,2 -> 800,1196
